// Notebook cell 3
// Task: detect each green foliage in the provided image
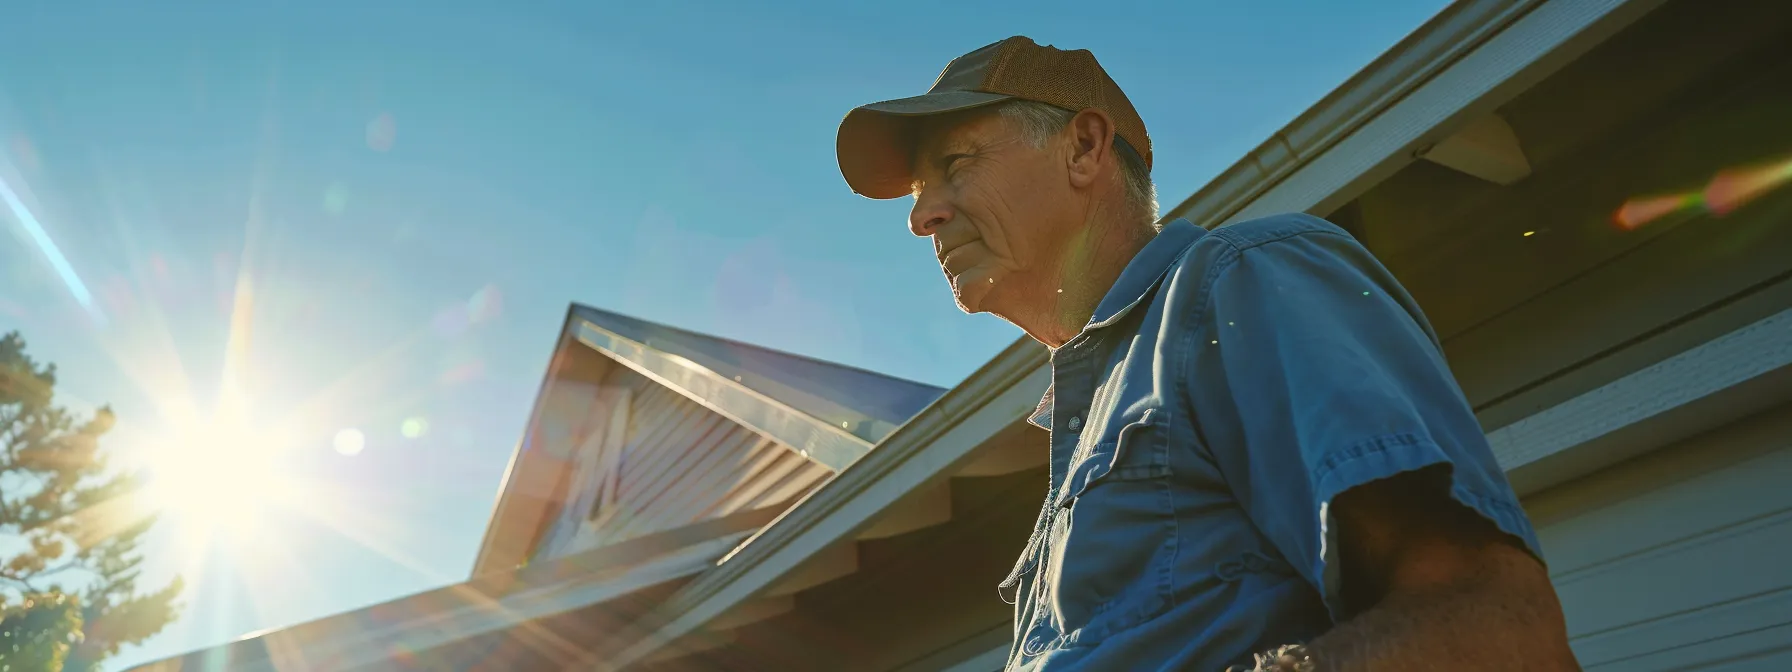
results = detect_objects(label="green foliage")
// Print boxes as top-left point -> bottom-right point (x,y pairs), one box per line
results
0,592 -> 83,671
0,332 -> 184,669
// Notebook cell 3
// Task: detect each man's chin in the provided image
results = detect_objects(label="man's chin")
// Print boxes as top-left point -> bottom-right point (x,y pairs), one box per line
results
951,277 -> 998,315
953,295 -> 983,315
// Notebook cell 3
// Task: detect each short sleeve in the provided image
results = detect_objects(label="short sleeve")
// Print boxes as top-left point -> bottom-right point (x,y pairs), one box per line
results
1181,219 -> 1543,621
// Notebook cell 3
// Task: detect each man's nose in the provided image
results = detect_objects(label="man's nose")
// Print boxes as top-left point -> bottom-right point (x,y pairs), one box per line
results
909,195 -> 953,237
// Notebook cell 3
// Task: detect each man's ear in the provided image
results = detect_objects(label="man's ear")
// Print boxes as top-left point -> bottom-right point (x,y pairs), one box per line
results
1066,108 -> 1116,190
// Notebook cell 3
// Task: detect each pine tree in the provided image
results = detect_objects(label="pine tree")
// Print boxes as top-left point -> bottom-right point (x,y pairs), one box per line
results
0,331 -> 183,670
0,591 -> 82,670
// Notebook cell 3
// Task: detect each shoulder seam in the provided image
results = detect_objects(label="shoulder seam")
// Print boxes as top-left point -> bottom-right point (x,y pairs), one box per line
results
1171,220 -> 1356,415
1174,236 -> 1243,405
1210,223 -> 1354,254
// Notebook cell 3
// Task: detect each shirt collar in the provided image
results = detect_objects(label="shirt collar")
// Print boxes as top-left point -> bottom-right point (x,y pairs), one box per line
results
1026,219 -> 1205,431
1087,219 -> 1205,329
1028,386 -> 1055,430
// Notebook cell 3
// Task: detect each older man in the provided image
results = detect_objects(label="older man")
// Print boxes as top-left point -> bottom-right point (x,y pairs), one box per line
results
836,37 -> 1578,671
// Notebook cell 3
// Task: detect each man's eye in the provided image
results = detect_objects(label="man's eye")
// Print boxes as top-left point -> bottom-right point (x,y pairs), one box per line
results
942,154 -> 972,176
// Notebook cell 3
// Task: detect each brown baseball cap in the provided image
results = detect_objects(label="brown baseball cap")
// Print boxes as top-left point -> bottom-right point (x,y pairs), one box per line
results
837,36 -> 1152,200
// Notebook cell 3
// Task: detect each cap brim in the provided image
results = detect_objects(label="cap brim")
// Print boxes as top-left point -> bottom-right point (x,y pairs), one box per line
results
837,90 -> 1013,200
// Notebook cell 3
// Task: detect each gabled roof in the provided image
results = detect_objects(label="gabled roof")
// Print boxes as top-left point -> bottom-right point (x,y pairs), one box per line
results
473,304 -> 947,577
573,304 -> 946,439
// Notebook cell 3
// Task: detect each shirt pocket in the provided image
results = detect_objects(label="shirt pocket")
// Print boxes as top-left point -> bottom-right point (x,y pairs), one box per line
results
1044,408 -> 1178,646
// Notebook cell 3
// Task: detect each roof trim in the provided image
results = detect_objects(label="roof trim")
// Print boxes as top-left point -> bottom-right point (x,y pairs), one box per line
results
597,0 -> 1670,667
1165,0 -> 1668,229
1491,304 -> 1792,495
572,318 -> 873,471
571,303 -> 944,409
286,534 -> 742,672
471,307 -> 582,576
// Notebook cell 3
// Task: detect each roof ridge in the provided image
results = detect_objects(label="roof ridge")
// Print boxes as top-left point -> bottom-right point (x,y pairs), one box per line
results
570,303 -> 947,392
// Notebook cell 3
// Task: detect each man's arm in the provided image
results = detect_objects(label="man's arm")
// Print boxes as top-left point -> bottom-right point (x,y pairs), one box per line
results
1182,215 -> 1576,671
1286,467 -> 1578,671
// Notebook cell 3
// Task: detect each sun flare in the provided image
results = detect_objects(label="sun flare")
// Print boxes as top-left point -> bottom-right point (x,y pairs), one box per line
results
143,411 -> 299,547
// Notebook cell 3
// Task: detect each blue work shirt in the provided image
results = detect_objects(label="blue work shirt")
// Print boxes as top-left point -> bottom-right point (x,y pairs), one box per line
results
999,213 -> 1543,671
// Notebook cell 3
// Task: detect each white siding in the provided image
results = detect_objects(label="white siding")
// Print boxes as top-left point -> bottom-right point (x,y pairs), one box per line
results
1530,404 -> 1792,670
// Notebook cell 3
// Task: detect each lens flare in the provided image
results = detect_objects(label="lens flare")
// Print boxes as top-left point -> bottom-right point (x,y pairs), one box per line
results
431,284 -> 504,337
1705,157 -> 1792,216
467,285 -> 502,323
1615,193 -> 1700,230
323,182 -> 350,216
10,134 -> 38,172
366,113 -> 397,153
439,359 -> 484,385
0,168 -> 104,323
333,428 -> 366,456
1615,155 -> 1792,230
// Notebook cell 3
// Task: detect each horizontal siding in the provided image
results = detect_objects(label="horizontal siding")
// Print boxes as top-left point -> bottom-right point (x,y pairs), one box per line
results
536,365 -> 833,561
1527,403 -> 1792,670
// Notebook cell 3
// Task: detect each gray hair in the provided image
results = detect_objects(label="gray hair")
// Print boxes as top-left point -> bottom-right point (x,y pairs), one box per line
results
997,100 -> 1159,225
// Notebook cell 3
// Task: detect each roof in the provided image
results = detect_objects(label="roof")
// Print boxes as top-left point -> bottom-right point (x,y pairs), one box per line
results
122,508 -> 774,670
127,506 -> 781,671
572,304 -> 946,436
475,304 -> 946,578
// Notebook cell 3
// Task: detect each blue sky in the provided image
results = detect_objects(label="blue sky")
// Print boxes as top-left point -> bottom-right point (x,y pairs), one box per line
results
0,1 -> 1447,667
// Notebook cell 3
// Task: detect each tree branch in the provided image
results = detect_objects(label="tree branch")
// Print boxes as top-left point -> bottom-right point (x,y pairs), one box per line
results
26,558 -> 85,581
0,572 -> 42,593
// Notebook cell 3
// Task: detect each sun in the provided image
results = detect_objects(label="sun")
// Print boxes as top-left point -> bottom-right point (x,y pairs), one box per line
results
142,413 -> 299,546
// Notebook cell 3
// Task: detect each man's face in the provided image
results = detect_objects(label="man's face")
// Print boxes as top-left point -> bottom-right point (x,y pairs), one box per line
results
908,110 -> 1079,317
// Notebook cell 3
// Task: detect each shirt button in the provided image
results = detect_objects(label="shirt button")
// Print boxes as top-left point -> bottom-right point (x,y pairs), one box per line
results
1066,415 -> 1083,432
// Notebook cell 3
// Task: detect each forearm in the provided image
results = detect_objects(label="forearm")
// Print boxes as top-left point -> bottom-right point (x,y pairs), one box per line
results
1299,573 -> 1578,672
1257,466 -> 1581,672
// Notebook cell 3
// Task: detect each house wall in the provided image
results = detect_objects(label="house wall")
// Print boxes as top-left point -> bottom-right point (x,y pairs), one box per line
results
1527,401 -> 1792,669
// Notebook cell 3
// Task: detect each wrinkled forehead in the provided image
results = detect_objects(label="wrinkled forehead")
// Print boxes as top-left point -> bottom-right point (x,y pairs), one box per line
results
909,108 -> 1020,169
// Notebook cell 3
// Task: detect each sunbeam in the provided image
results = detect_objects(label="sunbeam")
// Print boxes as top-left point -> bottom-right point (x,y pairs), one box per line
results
286,484 -> 454,585
73,167 -> 209,431
275,284 -> 504,442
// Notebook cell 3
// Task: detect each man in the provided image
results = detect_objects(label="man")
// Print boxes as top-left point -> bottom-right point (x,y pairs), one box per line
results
835,37 -> 1579,671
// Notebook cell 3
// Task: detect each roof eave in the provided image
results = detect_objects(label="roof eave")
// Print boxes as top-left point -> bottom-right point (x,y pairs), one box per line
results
1166,0 -> 1668,230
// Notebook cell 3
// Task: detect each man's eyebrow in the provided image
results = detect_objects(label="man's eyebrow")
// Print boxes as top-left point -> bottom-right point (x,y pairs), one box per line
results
918,139 -> 987,169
